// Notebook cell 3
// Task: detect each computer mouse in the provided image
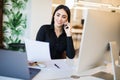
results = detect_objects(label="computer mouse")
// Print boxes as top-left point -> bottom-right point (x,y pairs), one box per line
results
37,63 -> 46,68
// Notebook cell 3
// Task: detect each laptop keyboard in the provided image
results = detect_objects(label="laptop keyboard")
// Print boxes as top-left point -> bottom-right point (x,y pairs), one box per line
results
29,68 -> 41,79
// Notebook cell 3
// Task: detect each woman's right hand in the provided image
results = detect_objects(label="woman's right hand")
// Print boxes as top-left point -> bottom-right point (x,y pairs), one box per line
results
28,61 -> 36,66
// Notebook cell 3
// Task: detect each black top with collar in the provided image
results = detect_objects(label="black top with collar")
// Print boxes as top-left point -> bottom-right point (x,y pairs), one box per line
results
36,24 -> 75,59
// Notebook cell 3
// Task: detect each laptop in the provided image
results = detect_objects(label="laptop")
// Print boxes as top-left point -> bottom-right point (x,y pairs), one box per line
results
0,49 -> 41,80
25,39 -> 51,62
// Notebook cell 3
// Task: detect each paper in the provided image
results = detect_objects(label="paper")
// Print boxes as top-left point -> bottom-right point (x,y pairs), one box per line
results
25,39 -> 51,62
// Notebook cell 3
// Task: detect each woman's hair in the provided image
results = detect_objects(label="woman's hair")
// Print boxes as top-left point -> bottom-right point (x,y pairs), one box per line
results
51,4 -> 71,25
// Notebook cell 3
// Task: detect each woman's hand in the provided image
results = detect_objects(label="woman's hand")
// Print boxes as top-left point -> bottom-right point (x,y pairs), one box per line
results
28,61 -> 36,66
64,22 -> 72,37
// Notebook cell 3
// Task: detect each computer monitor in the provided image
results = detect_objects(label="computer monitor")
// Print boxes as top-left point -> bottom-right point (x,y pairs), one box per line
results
76,9 -> 120,75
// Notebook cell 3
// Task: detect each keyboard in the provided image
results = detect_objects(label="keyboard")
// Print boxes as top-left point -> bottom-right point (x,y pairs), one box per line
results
29,68 -> 41,79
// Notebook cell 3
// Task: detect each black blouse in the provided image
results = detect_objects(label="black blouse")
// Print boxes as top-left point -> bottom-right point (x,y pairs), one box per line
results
36,24 -> 75,59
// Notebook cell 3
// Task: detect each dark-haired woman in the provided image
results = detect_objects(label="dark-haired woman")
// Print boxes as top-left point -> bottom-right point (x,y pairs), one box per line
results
36,5 -> 75,59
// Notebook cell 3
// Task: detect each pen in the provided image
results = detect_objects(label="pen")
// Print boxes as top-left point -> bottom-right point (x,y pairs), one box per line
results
54,64 -> 60,69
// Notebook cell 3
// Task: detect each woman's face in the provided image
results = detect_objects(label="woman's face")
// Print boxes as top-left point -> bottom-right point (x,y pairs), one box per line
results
54,9 -> 68,27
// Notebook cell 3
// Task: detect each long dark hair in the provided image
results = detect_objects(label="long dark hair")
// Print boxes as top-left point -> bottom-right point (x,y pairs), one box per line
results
51,5 -> 71,25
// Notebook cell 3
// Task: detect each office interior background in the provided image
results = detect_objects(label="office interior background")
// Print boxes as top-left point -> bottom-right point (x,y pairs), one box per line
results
0,0 -> 120,53
0,1 -> 120,80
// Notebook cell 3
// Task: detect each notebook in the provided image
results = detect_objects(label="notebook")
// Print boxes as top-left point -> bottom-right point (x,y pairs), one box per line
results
25,39 -> 51,62
0,49 -> 41,80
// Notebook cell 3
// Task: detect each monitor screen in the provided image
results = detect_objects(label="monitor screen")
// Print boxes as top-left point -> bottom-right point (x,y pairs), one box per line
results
76,9 -> 120,75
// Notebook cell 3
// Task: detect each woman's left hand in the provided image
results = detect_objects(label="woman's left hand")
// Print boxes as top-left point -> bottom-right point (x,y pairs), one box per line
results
64,23 -> 72,37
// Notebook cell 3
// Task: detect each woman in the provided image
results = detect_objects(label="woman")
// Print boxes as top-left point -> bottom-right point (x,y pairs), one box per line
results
36,5 -> 75,59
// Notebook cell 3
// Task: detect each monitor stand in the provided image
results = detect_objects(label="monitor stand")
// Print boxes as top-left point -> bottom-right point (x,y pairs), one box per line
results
93,41 -> 120,80
109,41 -> 120,80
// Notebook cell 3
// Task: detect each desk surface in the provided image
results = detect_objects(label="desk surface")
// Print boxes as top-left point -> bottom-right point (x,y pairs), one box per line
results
0,59 -> 112,80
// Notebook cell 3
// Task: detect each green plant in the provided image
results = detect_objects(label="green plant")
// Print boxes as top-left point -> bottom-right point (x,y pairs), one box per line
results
3,0 -> 28,50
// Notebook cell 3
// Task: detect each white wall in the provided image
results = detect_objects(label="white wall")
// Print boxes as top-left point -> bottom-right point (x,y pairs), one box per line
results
28,0 -> 52,40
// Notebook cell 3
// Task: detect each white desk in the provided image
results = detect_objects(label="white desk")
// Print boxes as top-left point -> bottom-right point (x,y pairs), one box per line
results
0,59 -> 111,80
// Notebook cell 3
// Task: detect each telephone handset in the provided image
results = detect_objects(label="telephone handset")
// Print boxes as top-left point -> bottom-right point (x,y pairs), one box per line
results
63,24 -> 69,29
63,21 -> 69,29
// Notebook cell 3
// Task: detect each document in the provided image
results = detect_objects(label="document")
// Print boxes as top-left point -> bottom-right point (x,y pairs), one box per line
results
25,39 -> 51,62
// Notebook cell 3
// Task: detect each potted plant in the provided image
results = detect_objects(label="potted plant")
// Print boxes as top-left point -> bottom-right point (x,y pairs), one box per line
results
3,0 -> 28,51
